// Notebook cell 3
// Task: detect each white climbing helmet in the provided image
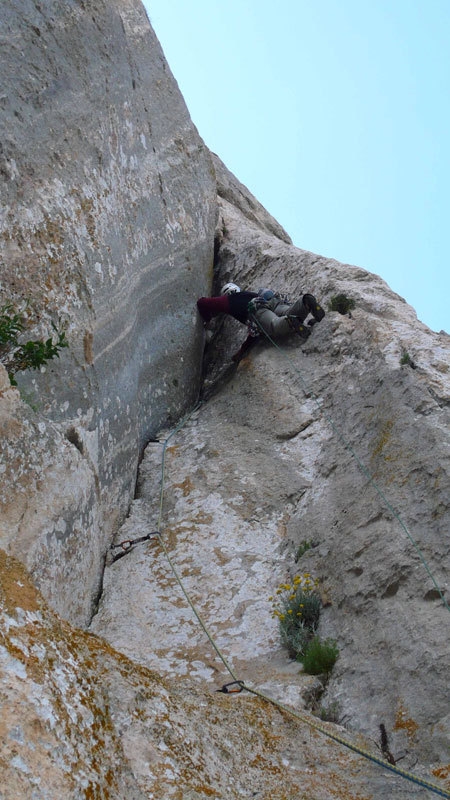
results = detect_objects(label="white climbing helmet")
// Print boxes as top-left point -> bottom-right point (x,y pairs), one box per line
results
221,282 -> 241,295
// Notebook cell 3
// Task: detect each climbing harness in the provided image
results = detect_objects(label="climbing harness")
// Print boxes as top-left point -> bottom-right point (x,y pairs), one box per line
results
145,358 -> 450,799
110,532 -> 160,563
245,298 -> 265,338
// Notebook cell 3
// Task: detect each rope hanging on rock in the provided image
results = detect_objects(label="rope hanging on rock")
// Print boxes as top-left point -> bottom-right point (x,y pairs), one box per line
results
150,403 -> 450,800
250,312 -> 450,613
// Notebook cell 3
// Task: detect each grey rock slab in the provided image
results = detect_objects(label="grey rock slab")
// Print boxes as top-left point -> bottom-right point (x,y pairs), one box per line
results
0,1 -> 216,624
93,161 -> 450,784
5,547 -> 431,799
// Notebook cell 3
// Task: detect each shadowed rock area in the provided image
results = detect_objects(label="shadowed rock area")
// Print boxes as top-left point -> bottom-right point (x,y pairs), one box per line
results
1,3 -> 449,798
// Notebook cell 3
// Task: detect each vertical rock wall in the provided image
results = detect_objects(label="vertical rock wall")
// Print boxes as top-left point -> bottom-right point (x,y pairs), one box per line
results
85,154 -> 449,790
0,0 -> 217,625
0,4 -> 449,796
208,154 -> 450,759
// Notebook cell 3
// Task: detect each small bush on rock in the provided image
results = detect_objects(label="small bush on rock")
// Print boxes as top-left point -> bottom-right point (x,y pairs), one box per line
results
270,573 -> 339,677
400,349 -> 416,369
295,540 -> 312,561
0,302 -> 68,385
269,573 -> 321,659
318,700 -> 341,723
328,294 -> 355,315
300,636 -> 339,676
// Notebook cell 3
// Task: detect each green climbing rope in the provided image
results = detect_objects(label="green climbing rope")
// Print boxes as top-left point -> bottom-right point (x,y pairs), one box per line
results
151,401 -> 450,800
156,402 -> 240,680
243,683 -> 450,799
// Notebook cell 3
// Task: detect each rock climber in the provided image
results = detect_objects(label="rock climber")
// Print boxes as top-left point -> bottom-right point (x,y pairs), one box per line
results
197,283 -> 325,362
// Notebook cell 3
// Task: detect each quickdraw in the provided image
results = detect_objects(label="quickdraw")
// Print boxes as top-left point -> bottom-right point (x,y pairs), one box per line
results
216,680 -> 245,694
110,532 -> 161,563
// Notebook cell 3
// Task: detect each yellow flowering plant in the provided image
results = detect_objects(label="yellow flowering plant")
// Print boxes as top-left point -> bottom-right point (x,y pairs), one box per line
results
270,573 -> 321,659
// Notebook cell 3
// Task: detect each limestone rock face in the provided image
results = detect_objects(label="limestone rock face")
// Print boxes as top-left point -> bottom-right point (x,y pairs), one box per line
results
213,153 -> 292,245
0,0 -> 216,624
0,367 -> 103,624
209,155 -> 450,759
2,549 -> 446,800
91,154 -> 450,793
1,3 -> 449,798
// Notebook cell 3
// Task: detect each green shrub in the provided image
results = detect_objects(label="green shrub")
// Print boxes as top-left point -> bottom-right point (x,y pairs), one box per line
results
0,303 -> 24,343
300,636 -> 339,675
0,302 -> 68,384
269,573 -> 321,659
295,540 -> 312,561
400,349 -> 416,369
328,293 -> 356,315
280,621 -> 311,659
318,700 -> 341,723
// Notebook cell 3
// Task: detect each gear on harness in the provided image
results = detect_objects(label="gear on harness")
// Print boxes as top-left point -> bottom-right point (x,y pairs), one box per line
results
245,296 -> 271,339
247,296 -> 268,315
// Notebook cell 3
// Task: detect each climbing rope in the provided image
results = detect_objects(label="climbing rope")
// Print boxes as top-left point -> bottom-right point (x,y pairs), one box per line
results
150,400 -> 450,800
155,403 -> 240,681
243,683 -> 450,799
250,313 -> 450,613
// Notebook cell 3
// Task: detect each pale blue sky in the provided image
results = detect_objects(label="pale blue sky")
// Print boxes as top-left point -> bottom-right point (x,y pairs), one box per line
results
144,1 -> 449,333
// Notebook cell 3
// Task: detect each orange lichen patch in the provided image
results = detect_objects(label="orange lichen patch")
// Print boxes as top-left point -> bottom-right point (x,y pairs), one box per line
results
206,449 -> 220,458
1,561 -> 135,794
0,550 -> 41,615
72,193 -> 98,245
371,419 -> 393,459
0,412 -> 23,439
188,785 -> 217,797
173,476 -> 195,496
192,510 -> 214,525
249,751 -> 283,776
213,547 -> 230,567
432,764 -> 450,780
35,214 -> 65,249
83,330 -> 94,365
393,701 -> 419,739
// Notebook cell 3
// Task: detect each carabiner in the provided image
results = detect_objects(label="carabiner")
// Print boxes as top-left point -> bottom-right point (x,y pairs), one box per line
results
216,680 -> 245,694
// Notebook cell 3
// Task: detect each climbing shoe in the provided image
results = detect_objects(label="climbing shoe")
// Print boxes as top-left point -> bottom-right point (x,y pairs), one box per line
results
303,294 -> 325,322
287,316 -> 311,340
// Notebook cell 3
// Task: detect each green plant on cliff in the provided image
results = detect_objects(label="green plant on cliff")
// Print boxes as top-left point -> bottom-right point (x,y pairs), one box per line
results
269,573 -> 339,676
0,302 -> 68,385
295,539 -> 313,561
300,636 -> 339,676
328,293 -> 356,315
269,573 -> 321,659
400,349 -> 417,369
